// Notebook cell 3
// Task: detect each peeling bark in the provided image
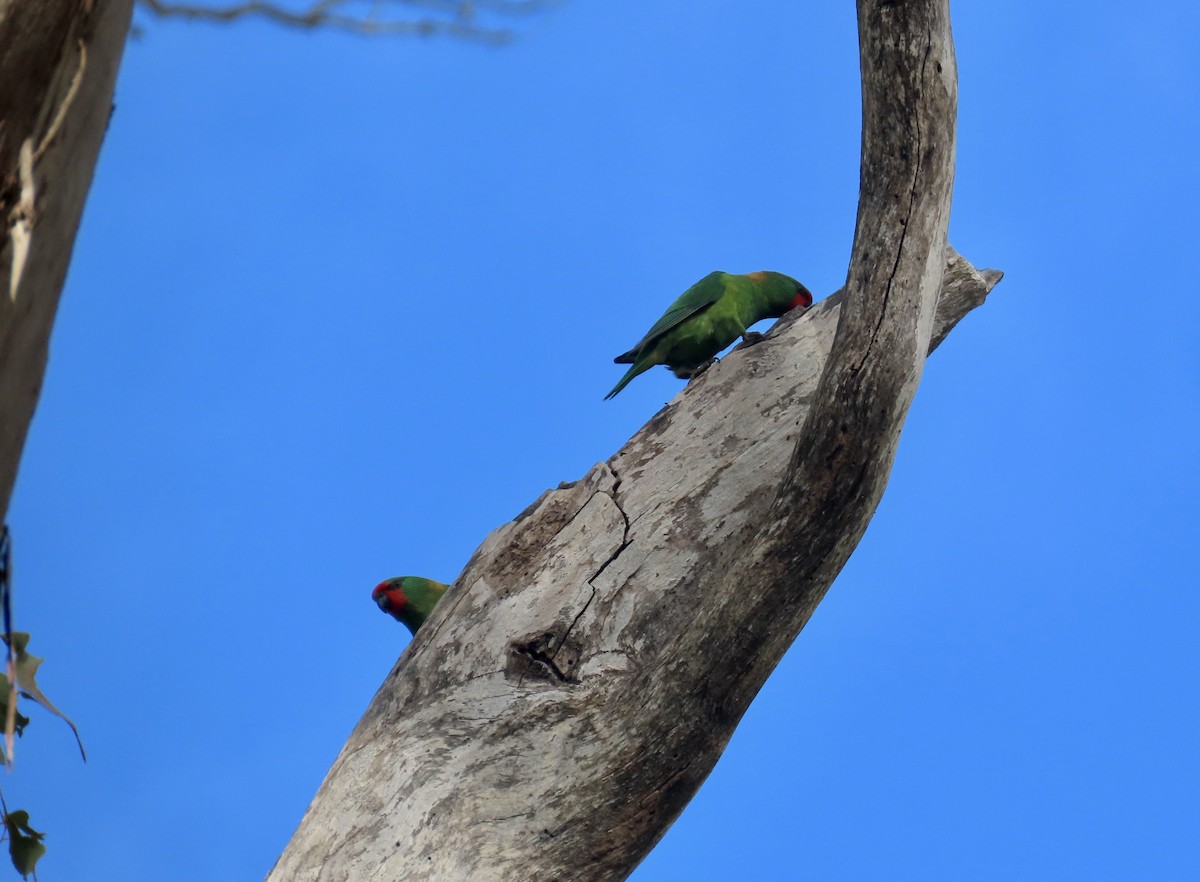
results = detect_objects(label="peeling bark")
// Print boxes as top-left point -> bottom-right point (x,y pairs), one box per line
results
271,2 -> 988,880
0,0 -> 134,520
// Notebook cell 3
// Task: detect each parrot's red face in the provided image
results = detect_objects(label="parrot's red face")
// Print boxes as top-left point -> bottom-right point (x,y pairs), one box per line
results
790,284 -> 814,310
372,580 -> 408,619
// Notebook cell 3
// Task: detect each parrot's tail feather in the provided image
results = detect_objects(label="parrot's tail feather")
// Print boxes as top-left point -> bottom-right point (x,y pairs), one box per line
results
603,381 -> 628,401
604,360 -> 651,400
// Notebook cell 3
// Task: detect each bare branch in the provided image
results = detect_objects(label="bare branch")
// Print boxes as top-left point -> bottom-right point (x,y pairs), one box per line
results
271,18 -> 975,873
136,0 -> 560,40
269,2 -> 970,879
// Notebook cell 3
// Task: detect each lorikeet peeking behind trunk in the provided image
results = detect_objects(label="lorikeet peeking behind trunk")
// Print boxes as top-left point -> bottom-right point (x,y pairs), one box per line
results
372,577 -> 449,635
605,270 -> 813,400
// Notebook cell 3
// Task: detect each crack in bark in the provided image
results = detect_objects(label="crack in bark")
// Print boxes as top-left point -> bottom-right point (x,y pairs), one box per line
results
510,582 -> 600,685
421,580 -> 470,646
507,473 -> 625,688
586,523 -> 631,594
557,463 -> 635,678
588,461 -> 633,586
862,25 -> 932,373
562,486 -> 608,534
428,472 -> 617,657
551,587 -> 594,666
513,631 -> 582,684
459,668 -> 506,687
521,464 -> 631,685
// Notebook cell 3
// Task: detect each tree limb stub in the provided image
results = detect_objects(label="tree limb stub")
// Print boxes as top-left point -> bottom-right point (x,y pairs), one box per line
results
270,2 -> 982,880
0,0 -> 136,521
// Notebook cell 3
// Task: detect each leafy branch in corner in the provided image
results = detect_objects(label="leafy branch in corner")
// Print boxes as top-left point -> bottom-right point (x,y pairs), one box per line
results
0,528 -> 86,879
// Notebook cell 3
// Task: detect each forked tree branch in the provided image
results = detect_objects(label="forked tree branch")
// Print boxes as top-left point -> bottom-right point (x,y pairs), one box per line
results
269,2 -> 980,880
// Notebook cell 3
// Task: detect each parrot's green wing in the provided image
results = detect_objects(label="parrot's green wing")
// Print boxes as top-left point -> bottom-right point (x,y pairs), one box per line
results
614,272 -> 727,363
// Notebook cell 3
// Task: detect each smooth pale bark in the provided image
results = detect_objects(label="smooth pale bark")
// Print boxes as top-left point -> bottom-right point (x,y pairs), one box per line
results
0,0 -> 134,520
270,3 -> 985,880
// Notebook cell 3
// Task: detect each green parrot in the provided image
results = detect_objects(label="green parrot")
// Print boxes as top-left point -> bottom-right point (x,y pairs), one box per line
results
605,271 -> 814,400
372,576 -> 449,635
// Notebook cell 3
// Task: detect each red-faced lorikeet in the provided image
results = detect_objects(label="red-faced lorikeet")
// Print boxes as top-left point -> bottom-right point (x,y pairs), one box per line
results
372,577 -> 449,635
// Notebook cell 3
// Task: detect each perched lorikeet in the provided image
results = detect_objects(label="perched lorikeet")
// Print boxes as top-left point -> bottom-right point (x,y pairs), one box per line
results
372,577 -> 449,635
605,271 -> 814,400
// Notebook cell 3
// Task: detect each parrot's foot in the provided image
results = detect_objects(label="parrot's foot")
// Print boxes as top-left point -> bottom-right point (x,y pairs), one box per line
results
685,357 -> 719,381
733,331 -> 766,351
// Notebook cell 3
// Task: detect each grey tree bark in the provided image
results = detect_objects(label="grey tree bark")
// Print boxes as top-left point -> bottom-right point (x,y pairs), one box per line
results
0,0 -> 135,521
270,2 -> 996,881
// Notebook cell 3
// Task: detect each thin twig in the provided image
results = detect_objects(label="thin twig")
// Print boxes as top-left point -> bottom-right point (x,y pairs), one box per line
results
136,0 -> 558,40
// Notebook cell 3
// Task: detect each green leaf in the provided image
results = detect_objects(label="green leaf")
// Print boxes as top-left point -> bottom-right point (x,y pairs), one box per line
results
1,633 -> 85,762
3,810 -> 46,879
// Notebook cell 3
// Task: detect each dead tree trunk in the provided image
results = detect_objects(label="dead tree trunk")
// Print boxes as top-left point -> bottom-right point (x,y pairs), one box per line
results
0,0 -> 133,521
270,2 -> 993,880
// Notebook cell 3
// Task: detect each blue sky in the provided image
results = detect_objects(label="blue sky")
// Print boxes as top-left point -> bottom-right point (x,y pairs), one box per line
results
7,1 -> 1200,878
